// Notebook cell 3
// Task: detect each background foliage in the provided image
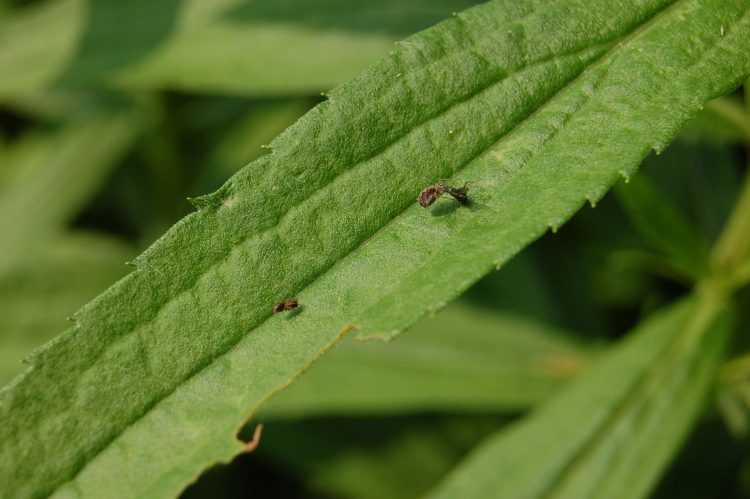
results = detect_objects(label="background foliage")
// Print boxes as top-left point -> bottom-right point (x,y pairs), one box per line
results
1,0 -> 749,498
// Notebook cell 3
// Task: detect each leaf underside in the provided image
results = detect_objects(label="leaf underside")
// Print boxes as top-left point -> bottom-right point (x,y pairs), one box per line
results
2,1 -> 749,498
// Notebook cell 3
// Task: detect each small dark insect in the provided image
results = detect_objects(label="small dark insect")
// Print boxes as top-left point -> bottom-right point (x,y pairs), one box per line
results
418,181 -> 470,208
273,298 -> 299,313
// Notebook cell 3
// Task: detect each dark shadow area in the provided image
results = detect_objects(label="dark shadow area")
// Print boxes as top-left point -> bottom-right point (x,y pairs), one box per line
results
651,418 -> 746,499
429,197 -> 481,217
285,304 -> 304,320
73,147 -> 154,243
55,0 -> 183,88
181,413 -> 507,499
225,0 -> 479,37
429,199 -> 462,217
181,451 -> 311,499
1,0 -> 46,9
0,106 -> 34,141
72,92 -> 271,243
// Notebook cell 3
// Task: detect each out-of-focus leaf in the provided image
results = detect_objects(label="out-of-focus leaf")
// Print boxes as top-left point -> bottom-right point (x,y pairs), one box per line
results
465,251 -> 566,327
0,112 -> 139,272
0,0 -> 80,99
716,354 -> 750,439
0,231 -> 133,384
0,90 -> 102,120
253,416 -> 504,499
2,1 -> 750,498
640,139 -> 742,245
0,0 -> 479,98
260,302 -> 597,418
134,0 -> 480,95
713,173 -> 750,278
429,295 -> 730,499
680,95 -> 750,145
195,99 -> 313,193
615,173 -> 710,281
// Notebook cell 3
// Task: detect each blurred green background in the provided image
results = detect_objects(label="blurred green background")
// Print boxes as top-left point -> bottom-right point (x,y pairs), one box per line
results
1,1 -> 750,497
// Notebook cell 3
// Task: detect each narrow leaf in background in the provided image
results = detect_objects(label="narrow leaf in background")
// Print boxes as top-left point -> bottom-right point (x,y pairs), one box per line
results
195,99 -> 313,193
681,95 -> 750,145
429,296 -> 731,499
0,112 -> 139,272
0,0 -> 480,97
717,353 -> 750,439
253,415 -> 504,499
0,232 -> 134,384
259,301 -> 597,419
615,174 -> 710,280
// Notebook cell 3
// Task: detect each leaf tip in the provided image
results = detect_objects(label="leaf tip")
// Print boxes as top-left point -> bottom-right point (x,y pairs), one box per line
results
619,170 -> 631,183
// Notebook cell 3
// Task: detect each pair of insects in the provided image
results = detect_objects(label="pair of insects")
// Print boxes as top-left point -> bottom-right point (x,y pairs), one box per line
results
418,181 -> 470,208
273,298 -> 298,313
274,181 -> 468,314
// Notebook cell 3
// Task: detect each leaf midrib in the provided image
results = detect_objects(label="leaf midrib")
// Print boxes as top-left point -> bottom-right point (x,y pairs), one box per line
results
57,1 -> 680,491
131,6 -> 561,305
88,40 -> 609,363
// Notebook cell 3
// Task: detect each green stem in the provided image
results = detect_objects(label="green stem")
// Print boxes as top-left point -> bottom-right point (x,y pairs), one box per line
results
712,169 -> 750,277
710,80 -> 750,283
707,97 -> 750,142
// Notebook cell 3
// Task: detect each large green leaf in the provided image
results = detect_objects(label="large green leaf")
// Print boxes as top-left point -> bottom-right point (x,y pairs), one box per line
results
2,0 -> 750,498
0,0 -> 477,98
260,301 -> 596,418
428,295 -> 731,499
0,231 -> 133,385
